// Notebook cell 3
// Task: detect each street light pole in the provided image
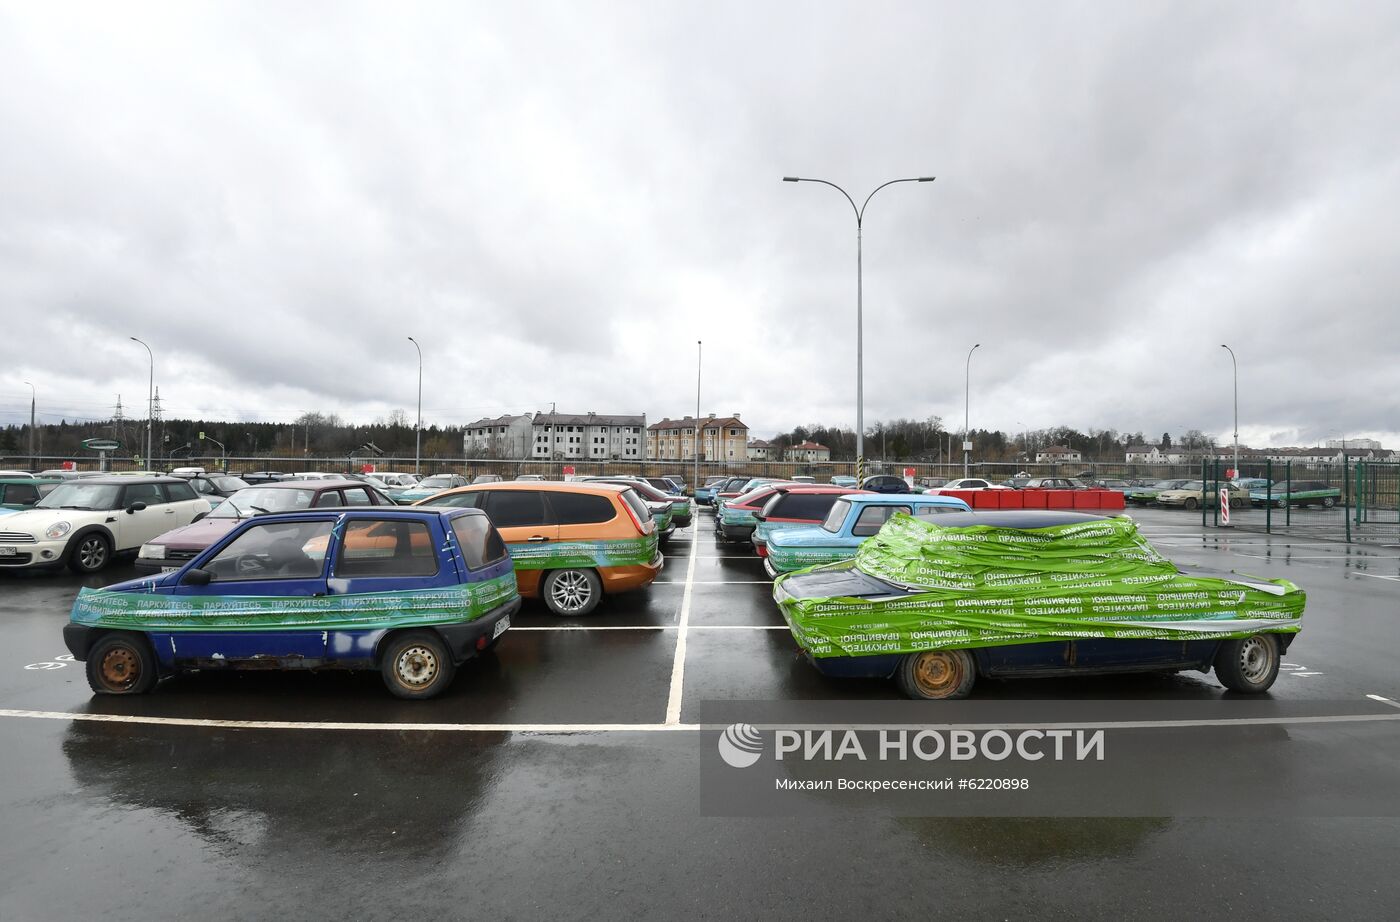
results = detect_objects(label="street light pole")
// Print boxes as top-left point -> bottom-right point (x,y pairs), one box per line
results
783,175 -> 935,483
1221,344 -> 1238,479
23,380 -> 35,468
407,337 -> 422,475
129,337 -> 153,468
695,340 -> 702,495
963,343 -> 981,478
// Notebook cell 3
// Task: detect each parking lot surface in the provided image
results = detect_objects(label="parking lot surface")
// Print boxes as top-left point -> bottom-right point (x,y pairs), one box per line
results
2,506 -> 1399,919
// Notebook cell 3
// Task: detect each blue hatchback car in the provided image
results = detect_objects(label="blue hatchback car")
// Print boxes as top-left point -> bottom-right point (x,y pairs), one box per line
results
62,507 -> 520,699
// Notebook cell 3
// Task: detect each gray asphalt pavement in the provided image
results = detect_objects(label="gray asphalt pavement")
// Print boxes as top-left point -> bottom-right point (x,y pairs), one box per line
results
1,506 -> 1398,920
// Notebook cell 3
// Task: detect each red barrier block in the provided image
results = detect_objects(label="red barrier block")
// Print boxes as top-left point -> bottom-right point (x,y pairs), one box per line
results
971,490 -> 1001,509
998,490 -> 1024,509
1020,489 -> 1048,509
1073,491 -> 1100,509
1046,490 -> 1074,509
940,490 -> 977,509
1100,491 -> 1125,510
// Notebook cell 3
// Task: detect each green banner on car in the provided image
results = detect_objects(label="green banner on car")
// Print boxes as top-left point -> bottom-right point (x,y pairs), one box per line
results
774,514 -> 1304,659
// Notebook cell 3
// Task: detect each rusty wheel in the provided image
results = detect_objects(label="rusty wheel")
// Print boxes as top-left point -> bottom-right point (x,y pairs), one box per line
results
897,649 -> 976,700
380,630 -> 456,700
86,634 -> 157,695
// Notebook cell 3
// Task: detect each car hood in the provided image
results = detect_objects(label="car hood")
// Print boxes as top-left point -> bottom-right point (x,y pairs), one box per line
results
765,525 -> 839,548
0,507 -> 109,534
146,516 -> 240,550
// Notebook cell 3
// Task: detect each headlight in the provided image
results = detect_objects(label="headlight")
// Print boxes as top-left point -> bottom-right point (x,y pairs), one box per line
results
45,522 -> 71,539
138,544 -> 166,560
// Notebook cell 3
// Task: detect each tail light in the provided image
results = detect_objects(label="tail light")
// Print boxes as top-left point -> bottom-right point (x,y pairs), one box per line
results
619,491 -> 653,535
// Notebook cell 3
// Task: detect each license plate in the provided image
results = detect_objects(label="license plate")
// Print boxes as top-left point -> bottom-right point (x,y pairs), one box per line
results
0,547 -> 15,557
492,615 -> 510,639
160,566 -> 179,574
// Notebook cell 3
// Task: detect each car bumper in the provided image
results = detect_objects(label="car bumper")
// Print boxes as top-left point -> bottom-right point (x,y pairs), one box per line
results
0,537 -> 68,568
717,522 -> 755,542
597,553 -> 665,594
437,597 -> 522,662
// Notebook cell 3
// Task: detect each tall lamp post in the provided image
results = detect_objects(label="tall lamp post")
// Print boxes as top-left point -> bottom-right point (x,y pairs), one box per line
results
783,174 -> 935,482
963,343 -> 981,478
1221,344 -> 1238,480
23,381 -> 35,468
129,337 -> 153,468
407,337 -> 422,475
695,340 -> 702,497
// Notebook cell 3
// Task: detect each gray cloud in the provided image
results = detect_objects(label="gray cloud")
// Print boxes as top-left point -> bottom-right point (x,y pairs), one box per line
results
2,1 -> 1398,449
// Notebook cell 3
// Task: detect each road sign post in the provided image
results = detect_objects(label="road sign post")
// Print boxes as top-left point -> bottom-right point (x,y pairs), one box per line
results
1219,487 -> 1232,526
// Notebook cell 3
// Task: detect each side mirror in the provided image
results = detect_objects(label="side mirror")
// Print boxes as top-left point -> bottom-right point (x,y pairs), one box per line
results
192,511 -> 207,522
183,567 -> 213,586
125,502 -> 147,514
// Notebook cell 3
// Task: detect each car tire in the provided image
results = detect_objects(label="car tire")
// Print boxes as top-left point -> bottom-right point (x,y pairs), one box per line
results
67,531 -> 112,574
380,630 -> 456,700
1184,497 -> 1198,510
86,633 -> 158,695
542,568 -> 602,616
1322,496 -> 1336,508
896,649 -> 976,700
1275,498 -> 1287,508
1213,634 -> 1280,694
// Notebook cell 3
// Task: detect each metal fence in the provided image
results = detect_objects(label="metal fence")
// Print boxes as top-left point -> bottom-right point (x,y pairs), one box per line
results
1201,458 -> 1398,543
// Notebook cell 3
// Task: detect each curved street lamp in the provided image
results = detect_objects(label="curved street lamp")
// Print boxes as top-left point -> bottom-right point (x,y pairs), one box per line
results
407,337 -> 423,475
964,343 -> 981,478
129,337 -> 153,467
1221,344 -> 1238,479
783,175 -> 935,482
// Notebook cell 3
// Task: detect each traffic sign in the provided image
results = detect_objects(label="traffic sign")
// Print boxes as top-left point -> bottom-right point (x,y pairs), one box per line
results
81,438 -> 121,451
563,465 -> 576,480
1219,488 -> 1232,526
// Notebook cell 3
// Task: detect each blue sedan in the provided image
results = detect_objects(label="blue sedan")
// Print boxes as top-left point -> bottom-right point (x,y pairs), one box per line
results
763,493 -> 971,577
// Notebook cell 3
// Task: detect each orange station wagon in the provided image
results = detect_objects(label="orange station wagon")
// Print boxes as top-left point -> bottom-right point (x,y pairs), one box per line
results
415,482 -> 662,615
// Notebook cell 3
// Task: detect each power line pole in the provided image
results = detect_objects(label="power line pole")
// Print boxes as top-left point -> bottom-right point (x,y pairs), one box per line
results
23,381 -> 35,469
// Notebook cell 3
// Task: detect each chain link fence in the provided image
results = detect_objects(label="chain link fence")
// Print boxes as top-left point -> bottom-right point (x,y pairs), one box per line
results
1199,458 -> 1398,543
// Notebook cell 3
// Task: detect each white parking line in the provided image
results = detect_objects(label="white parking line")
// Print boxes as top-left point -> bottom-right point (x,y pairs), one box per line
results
663,530 -> 699,725
653,580 -> 771,585
1354,572 -> 1400,582
3,706 -> 1399,734
508,625 -> 785,631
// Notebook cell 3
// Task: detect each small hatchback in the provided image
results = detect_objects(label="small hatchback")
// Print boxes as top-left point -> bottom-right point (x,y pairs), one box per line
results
416,481 -> 662,615
63,507 -> 519,700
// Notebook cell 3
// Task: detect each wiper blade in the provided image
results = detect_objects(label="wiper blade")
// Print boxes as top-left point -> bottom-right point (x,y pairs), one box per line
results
249,505 -> 271,514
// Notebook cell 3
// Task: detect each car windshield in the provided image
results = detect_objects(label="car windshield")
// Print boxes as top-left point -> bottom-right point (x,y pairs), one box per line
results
35,482 -> 122,510
821,499 -> 851,533
420,475 -> 455,488
209,487 -> 318,518
1178,481 -> 1204,491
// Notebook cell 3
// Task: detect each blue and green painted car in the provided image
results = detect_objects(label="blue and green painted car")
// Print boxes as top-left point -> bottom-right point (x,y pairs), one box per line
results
62,507 -> 520,700
1249,480 -> 1342,508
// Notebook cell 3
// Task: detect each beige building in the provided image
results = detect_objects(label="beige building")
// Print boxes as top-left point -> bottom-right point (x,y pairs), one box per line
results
530,411 -> 646,460
1034,445 -> 1083,464
648,414 -> 748,461
784,440 -> 831,462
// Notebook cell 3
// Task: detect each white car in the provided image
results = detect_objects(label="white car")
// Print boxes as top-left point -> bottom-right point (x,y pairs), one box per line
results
926,478 -> 1010,493
372,472 -> 421,487
0,476 -> 210,573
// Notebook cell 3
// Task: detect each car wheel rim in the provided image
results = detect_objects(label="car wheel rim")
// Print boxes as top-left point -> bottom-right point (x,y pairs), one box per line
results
395,645 -> 439,688
79,538 -> 106,570
912,652 -> 963,697
1237,637 -> 1272,684
551,571 -> 592,612
100,646 -> 140,690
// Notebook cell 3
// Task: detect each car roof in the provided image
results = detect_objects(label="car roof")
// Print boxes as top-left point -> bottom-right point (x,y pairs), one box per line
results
774,484 -> 869,495
432,481 -> 629,496
927,511 -> 1110,528
58,475 -> 187,486
224,506 -> 484,528
844,493 -> 964,504
235,479 -> 370,491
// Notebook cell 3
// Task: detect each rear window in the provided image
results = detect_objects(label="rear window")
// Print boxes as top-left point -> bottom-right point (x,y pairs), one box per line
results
774,493 -> 841,521
853,504 -> 910,536
451,514 -> 508,570
335,519 -> 438,577
424,491 -> 481,508
165,481 -> 198,502
548,492 -> 617,525
913,504 -> 965,519
4,484 -> 39,504
821,499 -> 851,533
733,488 -> 773,508
618,489 -> 652,529
484,490 -> 550,528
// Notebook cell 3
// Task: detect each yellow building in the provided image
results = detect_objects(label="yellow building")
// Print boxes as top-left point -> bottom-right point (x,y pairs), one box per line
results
647,414 -> 748,461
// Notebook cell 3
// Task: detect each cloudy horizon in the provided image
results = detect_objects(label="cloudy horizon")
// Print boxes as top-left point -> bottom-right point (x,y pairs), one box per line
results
3,1 -> 1398,451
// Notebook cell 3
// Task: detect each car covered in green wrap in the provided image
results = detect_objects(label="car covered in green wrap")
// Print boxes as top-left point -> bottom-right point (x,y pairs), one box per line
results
773,511 -> 1304,699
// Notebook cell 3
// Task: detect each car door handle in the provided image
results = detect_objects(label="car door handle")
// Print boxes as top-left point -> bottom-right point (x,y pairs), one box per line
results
165,509 -> 175,514
527,536 -> 550,542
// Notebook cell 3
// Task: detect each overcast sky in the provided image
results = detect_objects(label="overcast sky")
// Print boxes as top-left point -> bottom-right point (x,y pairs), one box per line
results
2,1 -> 1398,449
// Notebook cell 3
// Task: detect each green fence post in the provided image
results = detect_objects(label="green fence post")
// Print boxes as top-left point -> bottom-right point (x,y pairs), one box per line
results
1347,461 -> 1356,542
1265,459 -> 1272,533
1285,460 -> 1292,527
1201,459 -> 1208,528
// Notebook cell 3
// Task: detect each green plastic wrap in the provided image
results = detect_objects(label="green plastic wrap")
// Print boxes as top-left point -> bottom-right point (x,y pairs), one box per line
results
70,573 -> 519,632
504,535 -> 659,571
774,514 -> 1304,659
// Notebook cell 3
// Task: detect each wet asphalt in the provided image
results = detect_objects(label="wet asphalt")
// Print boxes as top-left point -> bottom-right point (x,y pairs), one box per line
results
1,507 -> 1399,919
